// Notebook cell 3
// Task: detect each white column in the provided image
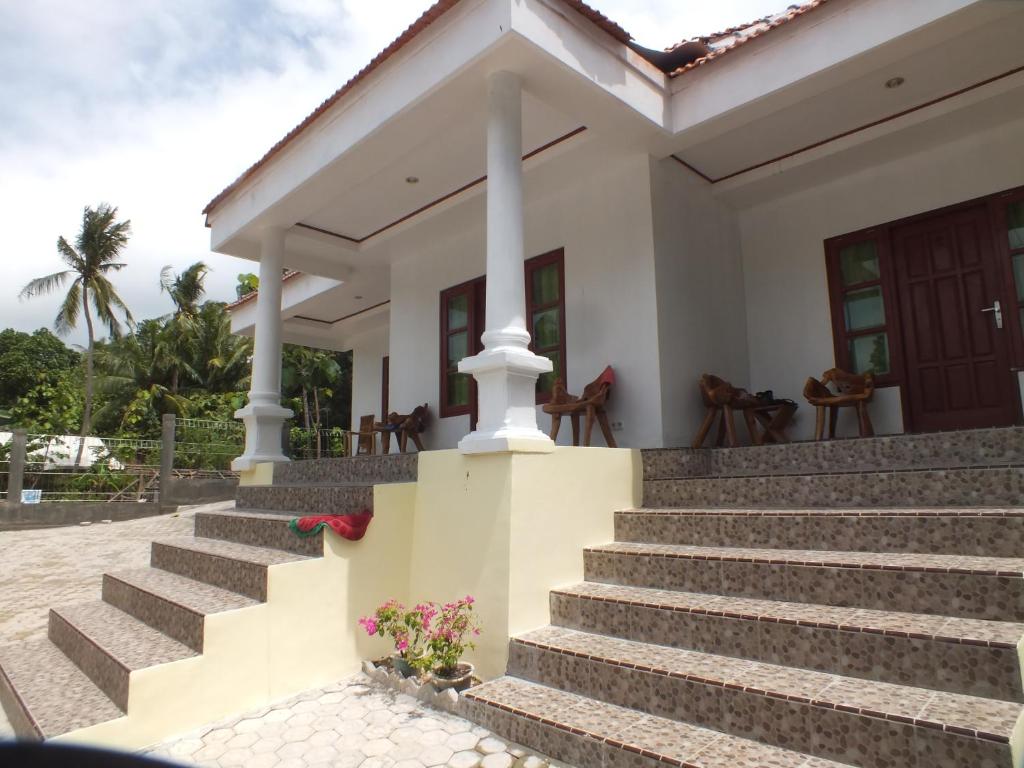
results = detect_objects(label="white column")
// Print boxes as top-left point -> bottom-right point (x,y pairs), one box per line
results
458,71 -> 554,454
232,227 -> 294,471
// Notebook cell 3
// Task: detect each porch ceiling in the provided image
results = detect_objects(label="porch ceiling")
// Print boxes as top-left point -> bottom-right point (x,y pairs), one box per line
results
667,1 -> 1024,186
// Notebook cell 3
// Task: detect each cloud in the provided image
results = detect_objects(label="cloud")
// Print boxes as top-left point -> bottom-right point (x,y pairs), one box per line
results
0,0 -> 789,347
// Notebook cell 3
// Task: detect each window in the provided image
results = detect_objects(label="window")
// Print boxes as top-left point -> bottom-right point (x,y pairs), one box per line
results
1007,199 -> 1024,337
439,278 -> 484,418
439,249 -> 567,417
525,249 -> 567,403
825,237 -> 896,381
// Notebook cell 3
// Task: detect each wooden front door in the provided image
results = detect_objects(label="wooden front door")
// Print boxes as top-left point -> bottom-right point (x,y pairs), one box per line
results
892,205 -> 1018,431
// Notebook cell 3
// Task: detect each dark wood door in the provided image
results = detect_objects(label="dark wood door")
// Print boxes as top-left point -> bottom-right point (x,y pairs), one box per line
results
892,205 -> 1018,431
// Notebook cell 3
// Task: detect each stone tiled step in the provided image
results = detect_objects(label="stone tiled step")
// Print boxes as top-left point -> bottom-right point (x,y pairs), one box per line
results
234,483 -> 374,516
151,536 -> 311,601
643,427 -> 1024,479
550,582 -> 1024,701
507,627 -> 1024,768
0,639 -> 124,739
642,466 -> 1024,508
583,542 -> 1024,621
195,509 -> 323,556
102,568 -> 259,653
271,453 -> 418,485
48,601 -> 196,712
615,508 -> 1024,557
463,676 -> 849,768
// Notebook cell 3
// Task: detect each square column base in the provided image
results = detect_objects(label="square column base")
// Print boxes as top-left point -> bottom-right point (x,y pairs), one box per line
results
231,401 -> 294,471
458,347 -> 555,454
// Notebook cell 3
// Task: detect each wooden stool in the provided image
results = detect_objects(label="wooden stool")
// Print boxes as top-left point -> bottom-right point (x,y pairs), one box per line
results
543,367 -> 616,447
803,368 -> 875,440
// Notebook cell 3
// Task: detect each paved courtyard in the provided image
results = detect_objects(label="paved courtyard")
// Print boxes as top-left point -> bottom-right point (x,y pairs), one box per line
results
0,505 -> 566,767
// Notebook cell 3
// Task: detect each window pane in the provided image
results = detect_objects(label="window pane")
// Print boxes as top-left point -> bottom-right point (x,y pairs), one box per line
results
849,333 -> 890,375
447,293 -> 468,330
839,241 -> 880,285
447,331 -> 468,366
1013,254 -> 1024,302
1008,201 -> 1024,250
531,263 -> 560,305
532,308 -> 560,349
843,286 -> 886,331
446,372 -> 470,408
537,350 -> 560,395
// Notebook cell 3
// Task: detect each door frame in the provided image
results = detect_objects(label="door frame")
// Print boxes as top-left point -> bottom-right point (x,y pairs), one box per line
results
824,183 -> 1024,431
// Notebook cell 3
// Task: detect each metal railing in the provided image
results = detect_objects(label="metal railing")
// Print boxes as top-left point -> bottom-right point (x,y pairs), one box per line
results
287,426 -> 349,461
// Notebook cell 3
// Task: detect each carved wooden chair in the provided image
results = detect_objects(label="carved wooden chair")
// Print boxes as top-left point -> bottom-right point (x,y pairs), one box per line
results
377,403 -> 430,453
693,374 -> 797,448
345,415 -> 378,456
542,366 -> 616,447
803,368 -> 875,440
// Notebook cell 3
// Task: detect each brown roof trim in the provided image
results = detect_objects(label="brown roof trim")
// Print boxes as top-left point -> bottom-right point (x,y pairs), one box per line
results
667,1 -> 829,78
203,1 -> 630,219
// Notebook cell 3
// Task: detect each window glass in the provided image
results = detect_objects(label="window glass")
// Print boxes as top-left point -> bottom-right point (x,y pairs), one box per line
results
848,333 -> 890,375
532,263 -> 560,305
446,331 -> 468,366
1008,201 -> 1024,250
537,351 -> 560,395
839,241 -> 881,286
532,308 -> 560,349
843,286 -> 886,331
1013,254 -> 1024,302
447,294 -> 469,330
446,372 -> 470,408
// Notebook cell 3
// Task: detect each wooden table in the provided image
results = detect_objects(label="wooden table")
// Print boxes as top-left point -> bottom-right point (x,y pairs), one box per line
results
742,401 -> 797,445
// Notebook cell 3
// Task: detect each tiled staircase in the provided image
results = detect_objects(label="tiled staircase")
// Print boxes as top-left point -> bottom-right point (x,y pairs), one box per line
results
0,453 -> 416,746
463,427 -> 1024,768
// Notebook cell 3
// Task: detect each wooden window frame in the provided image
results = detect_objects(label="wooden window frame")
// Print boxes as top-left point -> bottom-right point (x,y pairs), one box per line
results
381,356 -> 389,417
824,231 -> 905,388
439,277 -> 485,418
525,248 -> 567,405
989,187 -> 1024,367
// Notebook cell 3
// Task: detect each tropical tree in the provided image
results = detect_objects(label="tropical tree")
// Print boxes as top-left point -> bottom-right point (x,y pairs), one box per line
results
159,261 -> 209,393
19,204 -> 133,465
186,302 -> 252,393
282,345 -> 341,431
0,328 -> 80,407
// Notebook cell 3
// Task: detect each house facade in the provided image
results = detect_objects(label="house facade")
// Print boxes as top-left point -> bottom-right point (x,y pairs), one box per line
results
215,0 -> 1024,460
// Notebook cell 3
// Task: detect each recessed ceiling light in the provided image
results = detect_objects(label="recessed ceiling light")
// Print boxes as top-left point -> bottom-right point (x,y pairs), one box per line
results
354,295 -> 363,300
885,76 -> 905,89
405,176 -> 419,184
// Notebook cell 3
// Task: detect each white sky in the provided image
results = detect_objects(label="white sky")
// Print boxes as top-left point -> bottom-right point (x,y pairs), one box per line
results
0,0 -> 791,347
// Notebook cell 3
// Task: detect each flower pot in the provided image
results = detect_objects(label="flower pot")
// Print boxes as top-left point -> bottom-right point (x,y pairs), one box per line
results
429,662 -> 474,693
391,654 -> 419,678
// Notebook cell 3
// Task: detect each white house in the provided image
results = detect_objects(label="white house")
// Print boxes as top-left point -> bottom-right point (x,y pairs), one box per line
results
212,0 -> 1024,464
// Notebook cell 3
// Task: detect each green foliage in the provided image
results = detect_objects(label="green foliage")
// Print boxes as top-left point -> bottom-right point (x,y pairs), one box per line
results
0,328 -> 80,407
236,273 -> 259,299
10,368 -> 84,434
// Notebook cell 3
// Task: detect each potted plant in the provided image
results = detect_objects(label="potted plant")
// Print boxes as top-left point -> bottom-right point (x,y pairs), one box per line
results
358,599 -> 435,677
425,596 -> 480,692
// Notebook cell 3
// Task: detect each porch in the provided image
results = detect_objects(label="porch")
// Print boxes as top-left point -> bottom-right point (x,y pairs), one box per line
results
215,0 -> 1024,463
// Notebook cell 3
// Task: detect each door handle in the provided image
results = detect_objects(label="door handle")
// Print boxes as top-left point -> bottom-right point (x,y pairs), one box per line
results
981,300 -> 1003,329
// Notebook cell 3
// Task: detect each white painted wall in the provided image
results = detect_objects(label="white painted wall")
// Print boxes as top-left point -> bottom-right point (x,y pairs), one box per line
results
737,114 -> 1024,439
350,322 -> 389,428
387,142 -> 665,450
649,157 -> 750,448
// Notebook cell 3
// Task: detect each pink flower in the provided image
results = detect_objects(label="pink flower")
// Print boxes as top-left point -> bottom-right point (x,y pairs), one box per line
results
397,637 -> 409,651
358,616 -> 378,636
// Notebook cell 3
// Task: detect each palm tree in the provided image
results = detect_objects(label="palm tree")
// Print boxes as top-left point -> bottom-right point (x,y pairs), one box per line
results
159,261 -> 208,392
19,204 -> 133,465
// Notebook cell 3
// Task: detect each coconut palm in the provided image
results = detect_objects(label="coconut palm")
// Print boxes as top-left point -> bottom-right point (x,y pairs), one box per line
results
19,204 -> 133,464
159,261 -> 209,392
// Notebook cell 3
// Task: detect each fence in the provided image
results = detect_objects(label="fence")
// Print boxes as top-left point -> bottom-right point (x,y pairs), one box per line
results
286,426 -> 349,461
0,416 -> 245,506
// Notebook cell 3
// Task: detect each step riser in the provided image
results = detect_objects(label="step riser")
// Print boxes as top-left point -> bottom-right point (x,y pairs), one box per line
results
584,551 -> 1024,622
194,513 -> 322,557
550,592 -> 1023,701
101,575 -> 205,653
0,667 -> 41,740
616,512 -> 1024,557
151,542 -> 268,601
643,427 -> 1024,479
272,454 -> 418,485
507,642 -> 1012,768
47,610 -> 128,712
643,467 -> 1024,508
234,484 -> 373,516
459,696 -> 617,768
